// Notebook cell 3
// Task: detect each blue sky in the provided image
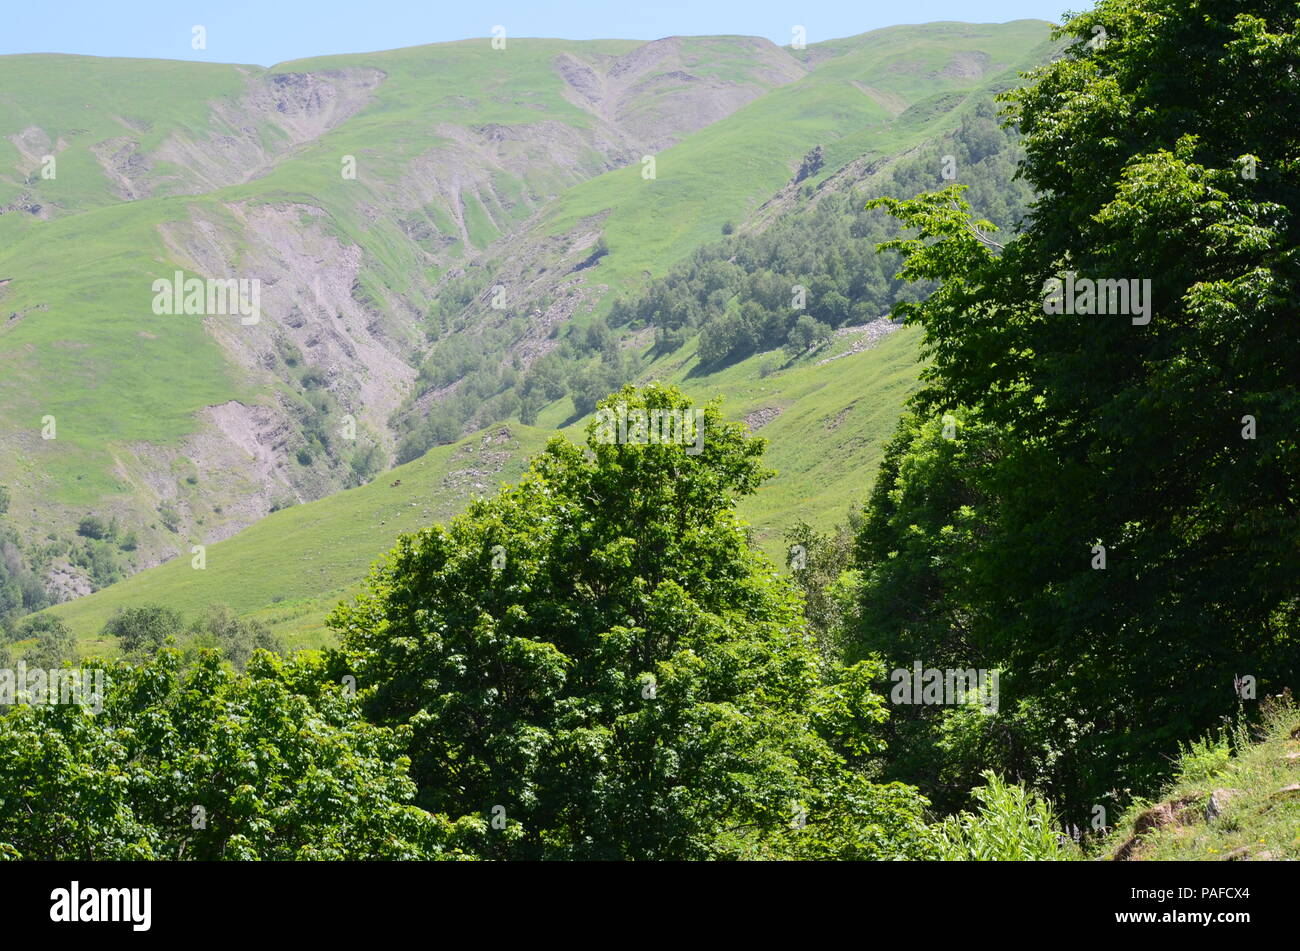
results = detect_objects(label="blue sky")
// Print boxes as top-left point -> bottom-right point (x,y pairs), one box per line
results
0,0 -> 1068,65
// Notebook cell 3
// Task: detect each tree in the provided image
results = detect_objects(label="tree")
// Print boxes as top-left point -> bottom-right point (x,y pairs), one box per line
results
696,307 -> 748,364
784,314 -> 831,356
76,515 -> 113,541
0,650 -> 471,859
103,604 -> 184,658
188,604 -> 283,672
19,614 -> 76,668
783,517 -> 862,666
329,385 -> 930,859
860,0 -> 1300,812
850,411 -> 1057,813
568,360 -> 623,417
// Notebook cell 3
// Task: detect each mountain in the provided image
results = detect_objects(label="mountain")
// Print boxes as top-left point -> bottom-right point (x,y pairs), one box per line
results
0,20 -> 1056,638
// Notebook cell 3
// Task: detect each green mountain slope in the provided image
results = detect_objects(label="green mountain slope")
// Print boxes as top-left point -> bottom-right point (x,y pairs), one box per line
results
544,20 -> 1052,291
43,320 -> 921,649
2,20 -> 1053,636
0,34 -> 811,579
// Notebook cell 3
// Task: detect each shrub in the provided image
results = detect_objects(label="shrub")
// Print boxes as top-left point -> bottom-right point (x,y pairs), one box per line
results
932,772 -> 1075,861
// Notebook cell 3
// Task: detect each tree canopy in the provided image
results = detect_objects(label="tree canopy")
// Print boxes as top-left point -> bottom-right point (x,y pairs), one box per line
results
330,384 -> 930,859
854,0 -> 1300,813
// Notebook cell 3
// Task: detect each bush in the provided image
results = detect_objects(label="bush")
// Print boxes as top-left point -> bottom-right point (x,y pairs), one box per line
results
18,614 -> 76,668
330,385 -> 931,860
1173,732 -> 1233,786
157,503 -> 181,533
188,604 -> 284,672
0,651 -> 470,859
103,604 -> 184,658
76,516 -> 113,541
932,772 -> 1076,861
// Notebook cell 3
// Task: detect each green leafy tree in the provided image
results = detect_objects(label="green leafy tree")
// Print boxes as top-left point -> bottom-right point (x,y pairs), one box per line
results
188,604 -> 283,671
860,0 -> 1300,812
102,603 -> 184,658
0,650 -> 471,859
783,517 -> 862,665
76,515 -> 113,541
330,384 -> 930,859
784,314 -> 831,356
20,614 -> 76,668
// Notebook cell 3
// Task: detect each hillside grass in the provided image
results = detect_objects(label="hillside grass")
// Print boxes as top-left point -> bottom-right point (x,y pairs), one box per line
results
44,323 -> 922,652
4,23 -> 1049,655
1097,699 -> 1300,861
0,196 -> 247,510
0,33 -> 838,553
659,326 -> 923,551
40,423 -> 551,652
550,21 -> 1052,302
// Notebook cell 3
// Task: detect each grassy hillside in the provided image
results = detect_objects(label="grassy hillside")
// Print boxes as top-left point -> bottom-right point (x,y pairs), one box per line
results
0,34 -> 812,569
542,20 -> 1053,301
1100,701 -> 1300,861
654,325 -> 923,550
3,20 -> 1051,642
44,321 -> 922,650
41,423 -> 551,651
0,54 -> 256,232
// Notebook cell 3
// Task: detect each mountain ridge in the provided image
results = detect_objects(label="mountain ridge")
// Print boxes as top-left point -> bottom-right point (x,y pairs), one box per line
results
0,20 -> 1055,631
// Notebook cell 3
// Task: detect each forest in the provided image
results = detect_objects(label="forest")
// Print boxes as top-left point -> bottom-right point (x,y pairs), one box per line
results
2,0 -> 1297,862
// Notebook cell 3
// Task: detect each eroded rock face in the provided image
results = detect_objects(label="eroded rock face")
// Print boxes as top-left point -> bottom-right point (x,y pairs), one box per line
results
553,37 -> 807,156
91,138 -> 152,200
46,562 -> 93,603
104,68 -> 386,199
148,198 -> 421,537
0,36 -> 824,580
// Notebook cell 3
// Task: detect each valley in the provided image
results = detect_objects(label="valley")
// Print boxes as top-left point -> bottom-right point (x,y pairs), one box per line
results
0,20 -> 1052,644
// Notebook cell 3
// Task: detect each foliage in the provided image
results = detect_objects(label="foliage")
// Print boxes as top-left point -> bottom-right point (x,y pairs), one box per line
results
187,603 -> 285,671
609,100 -> 1034,368
855,0 -> 1300,816
330,385 -> 931,859
102,603 -> 184,658
76,515 -> 114,541
932,772 -> 1075,861
18,614 -> 76,668
783,517 -> 862,665
1173,732 -> 1233,787
0,650 -> 470,859
0,529 -> 50,630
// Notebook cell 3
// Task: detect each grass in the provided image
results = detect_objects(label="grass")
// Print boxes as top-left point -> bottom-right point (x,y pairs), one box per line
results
0,196 -> 246,509
654,326 -> 924,553
549,21 -> 1053,302
0,31 -> 858,552
1097,698 -> 1300,861
42,423 -> 550,652
3,22 -> 1051,653
45,321 -> 922,652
